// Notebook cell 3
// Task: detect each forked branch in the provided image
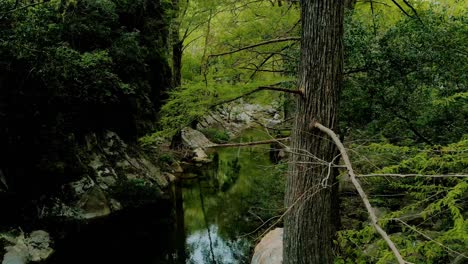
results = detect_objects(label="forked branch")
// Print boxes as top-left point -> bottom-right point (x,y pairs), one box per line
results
312,121 -> 406,264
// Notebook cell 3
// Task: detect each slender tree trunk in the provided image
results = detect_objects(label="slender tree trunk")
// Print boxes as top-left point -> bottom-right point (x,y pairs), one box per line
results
172,40 -> 182,87
171,0 -> 182,87
283,1 -> 344,263
200,8 -> 213,84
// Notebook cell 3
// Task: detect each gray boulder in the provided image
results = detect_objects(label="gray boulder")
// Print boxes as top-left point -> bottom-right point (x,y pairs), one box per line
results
2,231 -> 53,264
251,228 -> 283,264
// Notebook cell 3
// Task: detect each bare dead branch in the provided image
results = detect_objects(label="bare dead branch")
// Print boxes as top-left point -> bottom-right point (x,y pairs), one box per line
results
358,174 -> 468,178
313,121 -> 406,264
207,137 -> 289,148
208,37 -> 300,58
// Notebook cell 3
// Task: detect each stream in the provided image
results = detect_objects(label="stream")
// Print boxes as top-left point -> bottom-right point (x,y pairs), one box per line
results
46,129 -> 284,264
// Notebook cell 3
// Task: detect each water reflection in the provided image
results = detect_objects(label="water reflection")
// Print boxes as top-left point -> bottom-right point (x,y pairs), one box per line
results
178,129 -> 279,264
186,225 -> 248,264
42,129 -> 282,264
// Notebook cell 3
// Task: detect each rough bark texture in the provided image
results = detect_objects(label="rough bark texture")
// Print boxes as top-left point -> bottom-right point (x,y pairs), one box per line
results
283,1 -> 344,263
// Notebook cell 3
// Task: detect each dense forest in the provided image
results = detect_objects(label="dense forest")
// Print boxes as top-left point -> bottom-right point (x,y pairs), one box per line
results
0,0 -> 467,264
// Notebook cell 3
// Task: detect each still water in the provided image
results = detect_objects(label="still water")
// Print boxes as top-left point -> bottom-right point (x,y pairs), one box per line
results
175,129 -> 281,263
46,129 -> 283,264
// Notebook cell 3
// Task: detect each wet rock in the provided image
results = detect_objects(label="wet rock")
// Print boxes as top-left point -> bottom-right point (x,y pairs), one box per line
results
139,158 -> 168,188
109,198 -> 122,212
27,231 -> 53,262
2,231 -> 53,264
181,127 -> 215,149
69,176 -> 95,197
192,148 -> 211,163
37,130 -> 170,221
163,172 -> 177,183
3,245 -> 28,264
77,186 -> 111,219
171,162 -> 184,173
179,127 -> 214,163
251,228 -> 283,264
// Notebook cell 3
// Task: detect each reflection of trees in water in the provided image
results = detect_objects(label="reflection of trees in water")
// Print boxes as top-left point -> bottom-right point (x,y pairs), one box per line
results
198,179 -> 217,264
175,181 -> 187,264
181,139 -> 283,263
220,157 -> 241,192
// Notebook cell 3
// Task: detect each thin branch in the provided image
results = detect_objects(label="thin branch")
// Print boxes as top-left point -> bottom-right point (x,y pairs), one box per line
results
211,85 -> 302,108
208,37 -> 300,58
358,174 -> 468,178
240,67 -> 291,73
401,0 -> 424,24
249,43 -> 296,79
390,0 -> 413,18
313,121 -> 406,264
207,138 -> 289,148
259,86 -> 303,95
390,218 -> 468,259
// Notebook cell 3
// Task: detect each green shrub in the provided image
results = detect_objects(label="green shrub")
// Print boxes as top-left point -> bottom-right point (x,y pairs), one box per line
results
201,128 -> 230,143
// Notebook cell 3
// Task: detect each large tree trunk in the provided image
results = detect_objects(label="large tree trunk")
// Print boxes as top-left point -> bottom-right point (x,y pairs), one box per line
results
283,1 -> 344,263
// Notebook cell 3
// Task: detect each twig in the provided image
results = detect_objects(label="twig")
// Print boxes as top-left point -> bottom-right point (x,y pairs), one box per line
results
313,121 -> 406,264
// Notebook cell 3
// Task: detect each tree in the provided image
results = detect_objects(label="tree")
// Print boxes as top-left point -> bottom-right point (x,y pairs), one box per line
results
171,0 -> 183,87
283,2 -> 344,263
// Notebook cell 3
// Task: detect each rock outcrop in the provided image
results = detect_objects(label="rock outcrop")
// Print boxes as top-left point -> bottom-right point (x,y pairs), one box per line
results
2,231 -> 53,264
180,127 -> 214,163
197,102 -> 284,136
41,131 -> 169,221
251,228 -> 283,264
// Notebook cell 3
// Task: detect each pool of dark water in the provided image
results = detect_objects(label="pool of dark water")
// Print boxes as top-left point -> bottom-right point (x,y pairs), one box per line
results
45,129 -> 284,264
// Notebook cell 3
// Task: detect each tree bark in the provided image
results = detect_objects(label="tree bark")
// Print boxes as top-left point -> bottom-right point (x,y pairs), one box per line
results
283,1 -> 344,263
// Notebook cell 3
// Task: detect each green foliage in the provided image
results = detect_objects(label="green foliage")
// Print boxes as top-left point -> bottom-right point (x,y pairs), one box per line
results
1,0 -> 170,106
339,138 -> 468,263
158,153 -> 175,164
341,9 -> 468,145
146,77 -> 290,139
201,128 -> 230,143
